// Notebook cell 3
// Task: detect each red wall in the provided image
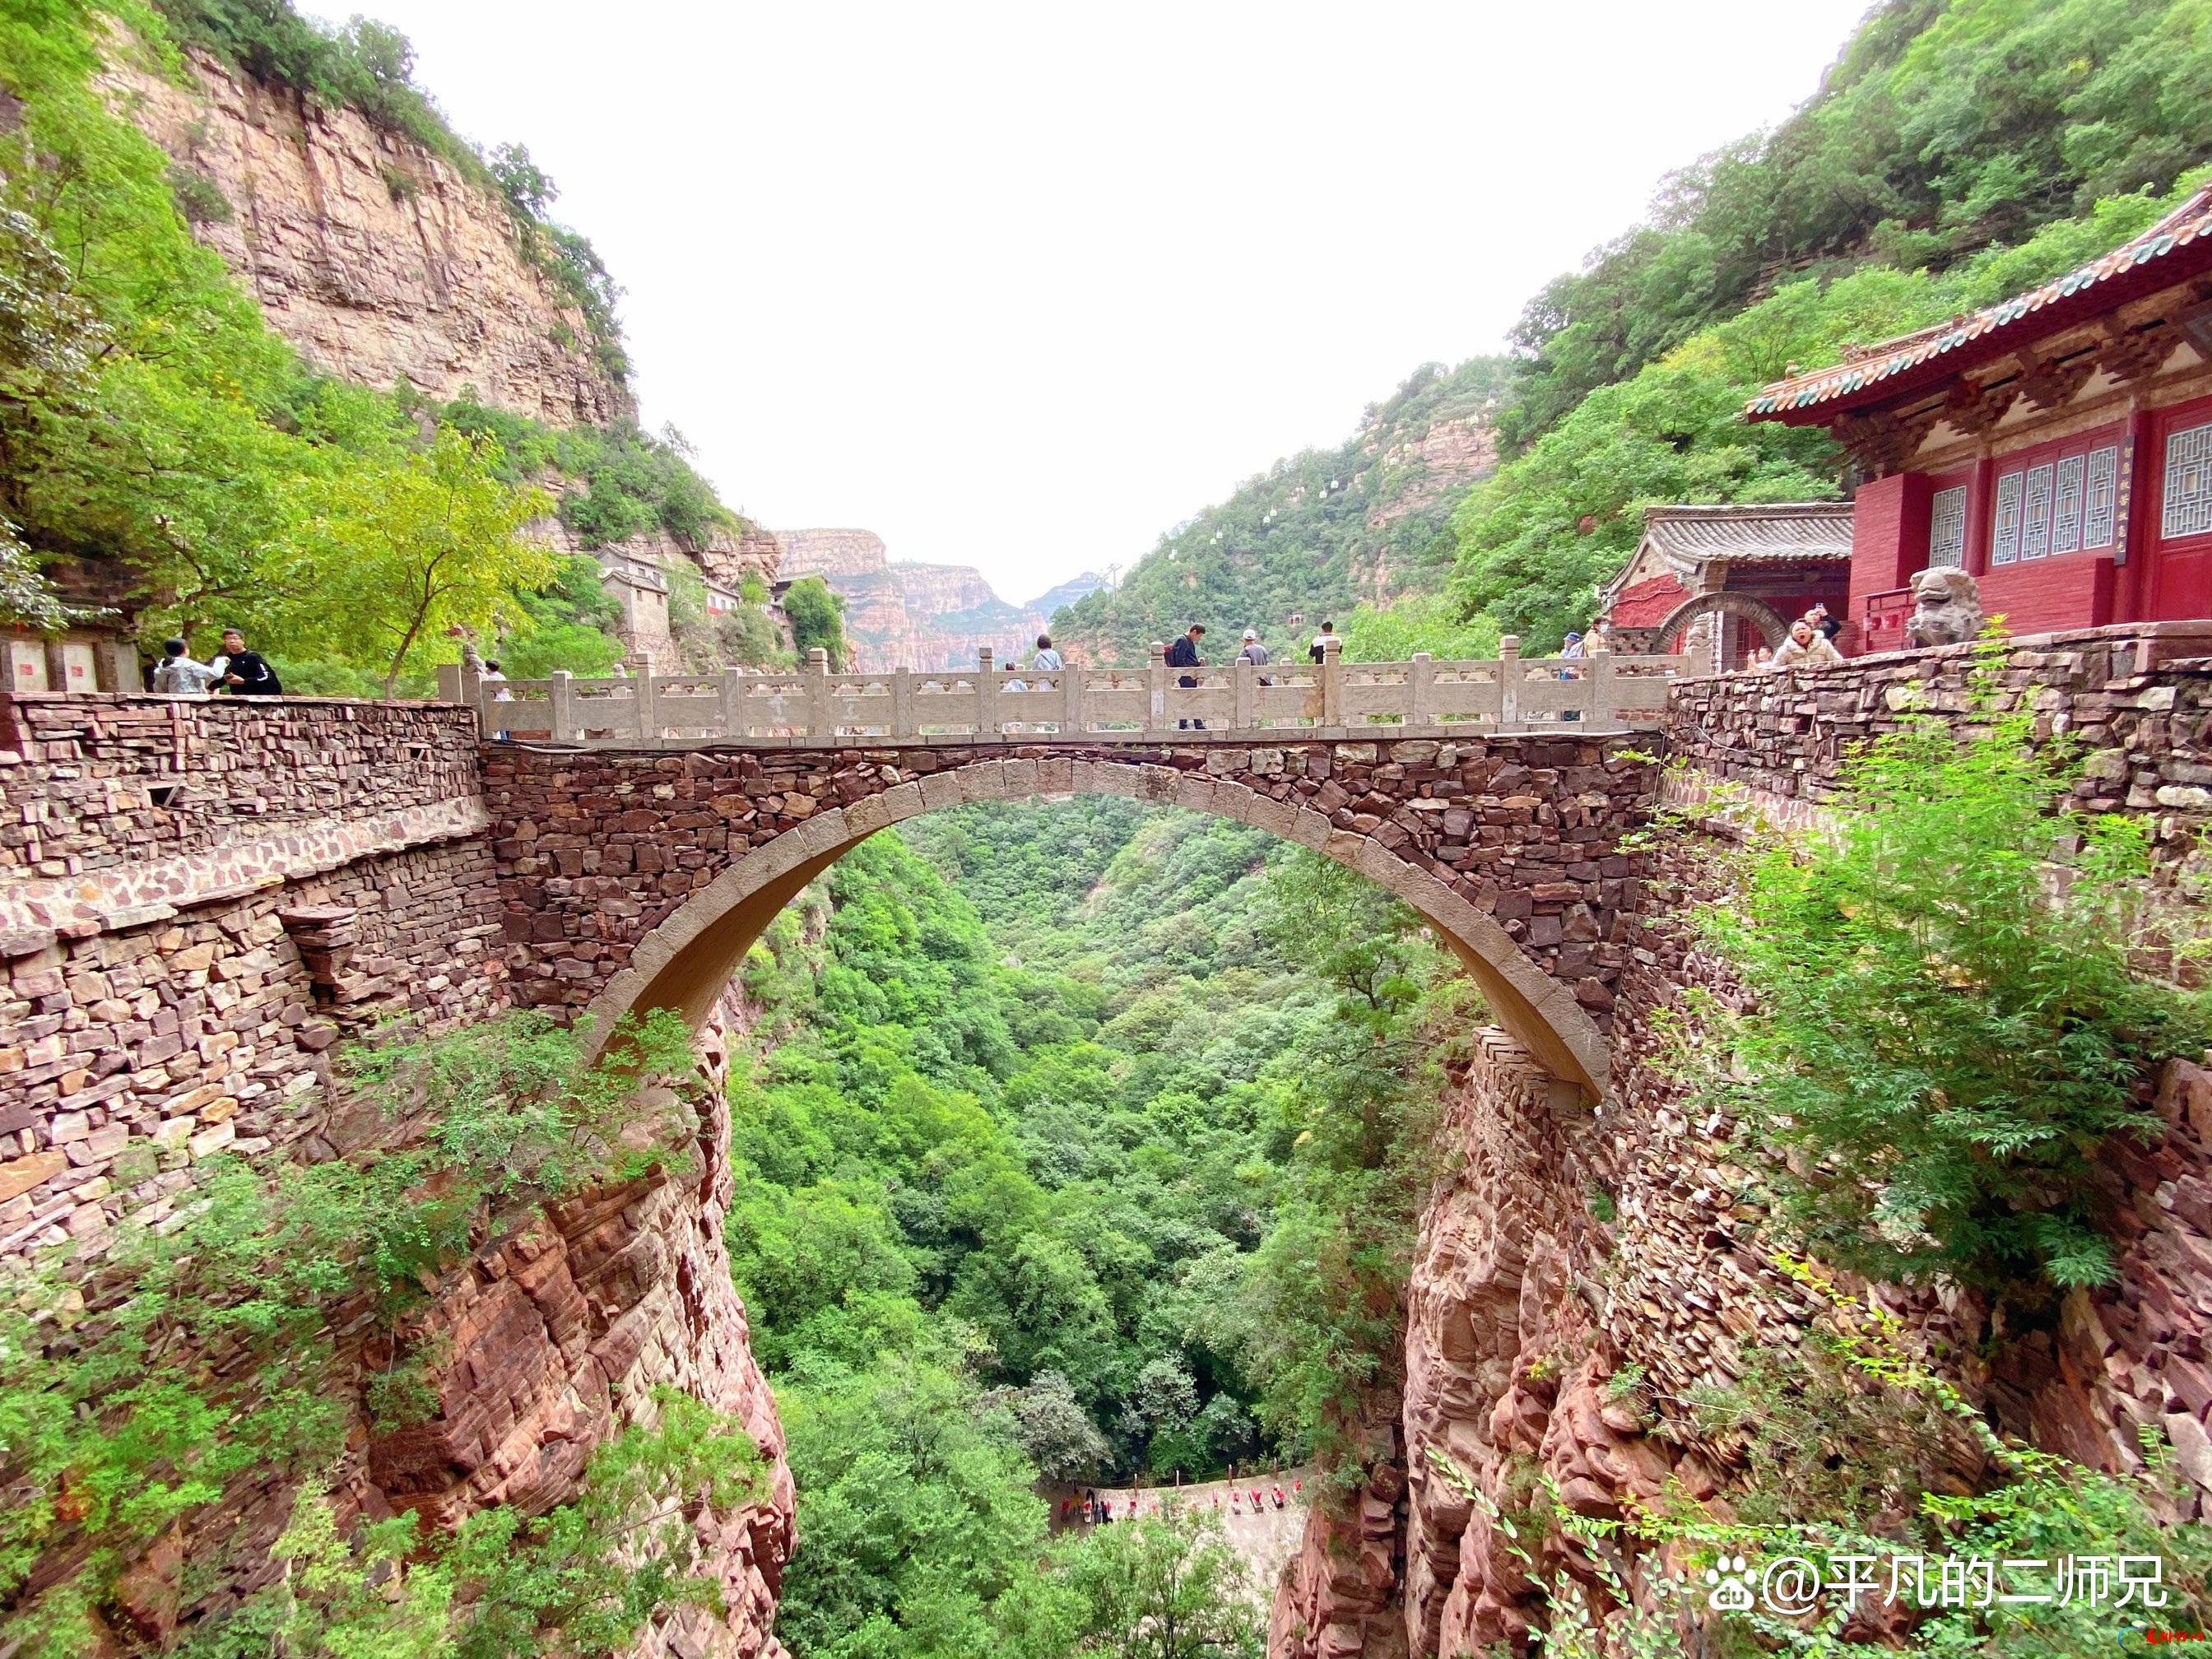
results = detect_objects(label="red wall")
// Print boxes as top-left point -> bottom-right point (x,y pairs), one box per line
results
1847,473 -> 1931,632
1978,555 -> 2118,635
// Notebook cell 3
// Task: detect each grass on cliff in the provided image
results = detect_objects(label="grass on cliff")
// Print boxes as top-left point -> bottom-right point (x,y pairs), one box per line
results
0,1009 -> 755,1659
1684,640 -> 2212,1294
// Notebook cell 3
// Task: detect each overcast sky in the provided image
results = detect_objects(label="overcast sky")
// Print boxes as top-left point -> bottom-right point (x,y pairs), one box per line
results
352,1 -> 1870,603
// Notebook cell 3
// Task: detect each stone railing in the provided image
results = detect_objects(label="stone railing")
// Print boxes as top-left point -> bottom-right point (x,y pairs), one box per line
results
443,641 -> 1692,748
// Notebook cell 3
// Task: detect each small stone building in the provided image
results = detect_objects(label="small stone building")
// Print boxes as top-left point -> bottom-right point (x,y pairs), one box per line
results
1746,181 -> 2212,649
1595,502 -> 1853,668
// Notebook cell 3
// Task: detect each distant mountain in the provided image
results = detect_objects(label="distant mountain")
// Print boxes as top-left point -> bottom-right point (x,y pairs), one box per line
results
776,534 -> 1100,671
1050,359 -> 1507,664
1025,573 -> 1107,618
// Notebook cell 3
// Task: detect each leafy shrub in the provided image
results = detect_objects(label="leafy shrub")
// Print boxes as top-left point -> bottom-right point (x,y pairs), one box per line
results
1694,641 -> 2211,1292
782,574 -> 848,668
0,1009 -> 703,1652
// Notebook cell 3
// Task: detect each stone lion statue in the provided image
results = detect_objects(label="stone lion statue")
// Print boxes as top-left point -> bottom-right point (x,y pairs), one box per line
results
1904,567 -> 1982,648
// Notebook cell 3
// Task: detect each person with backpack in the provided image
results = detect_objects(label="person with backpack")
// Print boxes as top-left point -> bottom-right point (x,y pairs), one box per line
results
212,628 -> 282,696
1164,623 -> 1206,728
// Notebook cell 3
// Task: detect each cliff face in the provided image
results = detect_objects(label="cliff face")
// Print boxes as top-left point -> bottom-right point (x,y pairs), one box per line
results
106,47 -> 630,427
775,528 -> 1101,672
1273,867 -> 2212,1657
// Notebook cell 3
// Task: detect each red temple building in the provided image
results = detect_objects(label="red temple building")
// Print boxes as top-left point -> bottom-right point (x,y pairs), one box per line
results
1746,181 -> 2212,650
1596,502 -> 1852,669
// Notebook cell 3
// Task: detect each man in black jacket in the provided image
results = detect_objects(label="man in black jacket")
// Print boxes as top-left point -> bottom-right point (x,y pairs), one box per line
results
1165,623 -> 1206,728
214,628 -> 283,696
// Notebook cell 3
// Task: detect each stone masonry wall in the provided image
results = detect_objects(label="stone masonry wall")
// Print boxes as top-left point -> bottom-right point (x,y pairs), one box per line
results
483,735 -> 1657,1035
0,699 -> 793,1657
0,693 -> 487,944
1661,624 -> 2212,863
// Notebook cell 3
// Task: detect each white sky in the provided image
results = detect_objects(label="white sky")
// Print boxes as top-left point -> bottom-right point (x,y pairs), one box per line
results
349,0 -> 1872,604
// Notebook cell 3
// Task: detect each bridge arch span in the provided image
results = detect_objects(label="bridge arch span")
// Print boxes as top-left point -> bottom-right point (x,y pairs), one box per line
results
576,756 -> 1614,1095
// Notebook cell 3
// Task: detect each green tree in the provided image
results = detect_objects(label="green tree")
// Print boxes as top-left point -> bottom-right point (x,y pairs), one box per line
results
783,574 -> 848,668
285,425 -> 553,694
1692,644 -> 2212,1292
1003,1506 -> 1262,1659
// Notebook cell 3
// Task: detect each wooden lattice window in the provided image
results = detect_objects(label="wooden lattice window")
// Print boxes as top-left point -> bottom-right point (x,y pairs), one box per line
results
1991,472 -> 2024,565
2082,446 -> 2121,546
1927,486 -> 1967,568
2164,420 -> 2212,541
2051,453 -> 2086,555
2019,462 -> 2056,560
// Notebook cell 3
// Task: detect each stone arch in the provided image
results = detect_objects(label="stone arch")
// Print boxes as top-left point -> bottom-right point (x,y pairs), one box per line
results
580,758 -> 1612,1097
1651,590 -> 1792,653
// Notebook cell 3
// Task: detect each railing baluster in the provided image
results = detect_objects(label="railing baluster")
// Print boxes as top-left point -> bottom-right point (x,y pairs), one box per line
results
893,667 -> 914,738
1499,637 -> 1521,732
720,667 -> 744,740
806,648 -> 830,740
1062,662 -> 1084,734
1321,638 -> 1342,728
1234,657 -> 1255,728
978,648 -> 998,737
634,667 -> 658,743
1410,653 -> 1433,729
1148,644 -> 1167,734
550,671 -> 574,745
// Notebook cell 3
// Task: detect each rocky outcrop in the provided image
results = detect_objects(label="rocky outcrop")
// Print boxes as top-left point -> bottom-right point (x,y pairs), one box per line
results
105,44 -> 630,426
1269,1406 -> 1408,1659
774,529 -> 1100,671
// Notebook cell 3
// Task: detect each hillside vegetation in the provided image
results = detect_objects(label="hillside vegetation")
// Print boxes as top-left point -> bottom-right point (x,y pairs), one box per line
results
1049,358 -> 1508,662
1064,0 -> 2212,660
0,0 -> 770,690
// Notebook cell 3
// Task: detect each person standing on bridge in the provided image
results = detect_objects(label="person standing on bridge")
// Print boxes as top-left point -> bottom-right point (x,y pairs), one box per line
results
151,638 -> 220,696
1031,634 -> 1063,676
1166,623 -> 1206,729
1308,620 -> 1336,664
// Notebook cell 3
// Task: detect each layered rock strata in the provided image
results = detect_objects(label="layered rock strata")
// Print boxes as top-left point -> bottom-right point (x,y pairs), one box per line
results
0,695 -> 792,1657
107,45 -> 629,425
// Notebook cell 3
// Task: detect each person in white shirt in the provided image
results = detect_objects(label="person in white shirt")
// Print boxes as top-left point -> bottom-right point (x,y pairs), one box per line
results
1770,619 -> 1843,669
151,638 -> 221,695
1308,621 -> 1337,664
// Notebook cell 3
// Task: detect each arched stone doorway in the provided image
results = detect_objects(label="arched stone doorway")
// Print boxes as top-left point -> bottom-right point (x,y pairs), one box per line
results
575,759 -> 1614,1097
1651,592 -> 1792,666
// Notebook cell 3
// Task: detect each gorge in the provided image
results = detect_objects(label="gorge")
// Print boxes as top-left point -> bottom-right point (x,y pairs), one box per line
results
6,0 -> 2212,1653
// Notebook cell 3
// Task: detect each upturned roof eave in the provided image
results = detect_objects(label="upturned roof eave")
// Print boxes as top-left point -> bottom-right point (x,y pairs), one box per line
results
1743,188 -> 2212,426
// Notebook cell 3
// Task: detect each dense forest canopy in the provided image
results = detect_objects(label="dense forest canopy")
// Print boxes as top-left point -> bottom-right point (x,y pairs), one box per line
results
726,802 -> 1465,1652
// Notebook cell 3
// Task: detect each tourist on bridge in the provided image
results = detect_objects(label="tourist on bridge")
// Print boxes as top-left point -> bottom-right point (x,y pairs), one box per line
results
1236,628 -> 1269,668
1030,634 -> 1063,676
1166,623 -> 1206,728
1771,617 -> 1843,670
1308,620 -> 1336,663
212,628 -> 281,697
151,639 -> 220,696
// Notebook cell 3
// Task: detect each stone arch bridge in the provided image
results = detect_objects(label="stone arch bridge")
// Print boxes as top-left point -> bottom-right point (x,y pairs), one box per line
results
487,733 -> 1657,1097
